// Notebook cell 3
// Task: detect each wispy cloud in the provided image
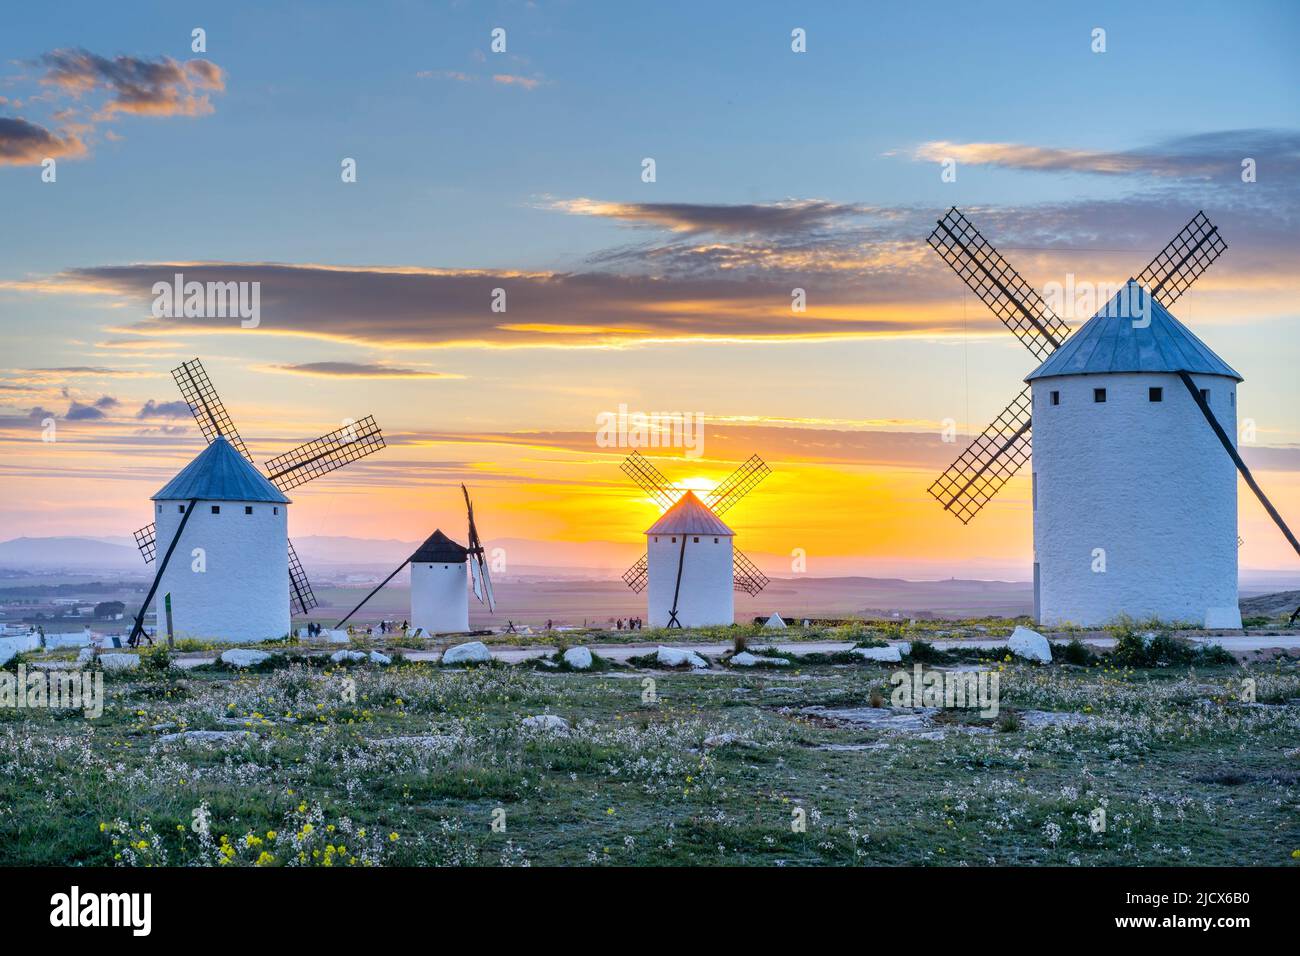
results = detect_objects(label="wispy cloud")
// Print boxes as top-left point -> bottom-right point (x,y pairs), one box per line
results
38,48 -> 225,118
260,362 -> 464,379
905,129 -> 1300,179
544,197 -> 866,234
0,116 -> 85,165
491,73 -> 543,90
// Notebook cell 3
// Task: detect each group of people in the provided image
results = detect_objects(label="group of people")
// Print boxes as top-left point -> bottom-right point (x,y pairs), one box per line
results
615,618 -> 643,630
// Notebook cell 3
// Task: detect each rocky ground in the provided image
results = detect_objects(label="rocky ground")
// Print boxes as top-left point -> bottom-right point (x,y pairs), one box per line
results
2,619 -> 1298,867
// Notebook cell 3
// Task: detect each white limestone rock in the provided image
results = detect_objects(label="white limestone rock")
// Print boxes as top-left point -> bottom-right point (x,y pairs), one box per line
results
442,641 -> 492,665
1007,626 -> 1052,663
521,714 -> 570,735
369,651 -> 392,665
655,646 -> 708,669
220,649 -> 271,669
330,650 -> 368,663
853,645 -> 902,663
99,653 -> 140,672
764,613 -> 787,629
730,651 -> 790,667
562,646 -> 593,670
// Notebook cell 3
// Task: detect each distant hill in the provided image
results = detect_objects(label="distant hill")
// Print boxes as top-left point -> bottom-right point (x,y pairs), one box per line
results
1239,590 -> 1300,620
0,537 -> 140,569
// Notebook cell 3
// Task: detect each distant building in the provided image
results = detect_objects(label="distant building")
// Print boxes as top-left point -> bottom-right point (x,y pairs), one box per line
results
94,601 -> 125,621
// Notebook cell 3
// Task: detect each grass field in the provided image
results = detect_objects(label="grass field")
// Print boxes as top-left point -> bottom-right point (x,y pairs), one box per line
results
2,627 -> 1298,867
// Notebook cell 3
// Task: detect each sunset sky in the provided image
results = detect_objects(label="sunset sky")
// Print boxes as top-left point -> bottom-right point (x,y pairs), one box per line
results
2,1 -> 1298,579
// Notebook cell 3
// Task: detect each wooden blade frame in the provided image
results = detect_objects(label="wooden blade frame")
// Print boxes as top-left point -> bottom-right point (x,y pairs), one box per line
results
172,358 -> 253,462
264,416 -> 385,491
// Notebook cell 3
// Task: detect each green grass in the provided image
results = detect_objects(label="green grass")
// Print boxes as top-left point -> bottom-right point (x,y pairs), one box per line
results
2,640 -> 1298,867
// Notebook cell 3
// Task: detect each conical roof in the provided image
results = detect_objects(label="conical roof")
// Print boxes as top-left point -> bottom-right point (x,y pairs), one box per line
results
410,529 -> 468,563
645,490 -> 734,536
1026,280 -> 1242,383
152,437 -> 290,503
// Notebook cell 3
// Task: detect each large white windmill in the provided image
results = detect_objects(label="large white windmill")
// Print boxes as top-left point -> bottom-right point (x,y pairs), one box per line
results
129,358 -> 386,643
335,484 -> 496,635
926,209 -> 1300,628
621,451 -> 771,627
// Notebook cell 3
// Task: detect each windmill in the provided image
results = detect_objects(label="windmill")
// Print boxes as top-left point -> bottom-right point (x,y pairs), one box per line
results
620,450 -> 770,627
926,208 -> 1300,627
128,358 -> 385,642
334,484 -> 496,634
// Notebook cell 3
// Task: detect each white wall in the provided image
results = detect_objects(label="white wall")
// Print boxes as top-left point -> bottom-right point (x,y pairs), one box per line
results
152,498 -> 290,642
410,561 -> 470,633
1031,371 -> 1240,627
646,531 -> 734,627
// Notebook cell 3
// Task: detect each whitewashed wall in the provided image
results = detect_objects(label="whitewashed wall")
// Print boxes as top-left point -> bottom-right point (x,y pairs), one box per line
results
152,498 -> 290,642
646,531 -> 734,627
410,561 -> 469,633
1031,371 -> 1240,628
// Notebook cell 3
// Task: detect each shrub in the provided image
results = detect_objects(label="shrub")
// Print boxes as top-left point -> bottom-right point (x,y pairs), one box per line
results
1060,638 -> 1094,666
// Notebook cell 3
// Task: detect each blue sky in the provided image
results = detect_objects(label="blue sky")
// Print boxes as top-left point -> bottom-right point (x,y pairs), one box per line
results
1,1 -> 1298,575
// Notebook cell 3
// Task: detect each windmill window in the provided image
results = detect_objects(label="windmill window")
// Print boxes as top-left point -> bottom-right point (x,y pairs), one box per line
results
1050,391 -> 1060,406
245,506 -> 254,515
1200,388 -> 1211,403
714,537 -> 719,543
1230,392 -> 1235,407
671,537 -> 677,543
1149,387 -> 1163,402
654,536 -> 659,543
273,507 -> 279,515
1093,388 -> 1107,403
157,505 -> 161,514
693,537 -> 700,543
178,505 -> 184,513
211,505 -> 220,515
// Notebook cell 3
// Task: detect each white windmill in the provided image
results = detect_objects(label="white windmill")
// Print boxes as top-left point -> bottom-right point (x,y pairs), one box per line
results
620,451 -> 771,627
335,485 -> 496,635
129,358 -> 386,643
925,209 -> 1300,628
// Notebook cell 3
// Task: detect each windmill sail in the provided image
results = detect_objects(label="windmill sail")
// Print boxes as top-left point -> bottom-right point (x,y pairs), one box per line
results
133,523 -> 157,564
704,455 -> 771,516
928,387 -> 1034,524
462,484 -> 496,613
620,451 -> 680,511
732,548 -> 769,595
172,358 -> 253,462
287,540 -> 318,614
1134,212 -> 1227,308
263,415 -> 385,491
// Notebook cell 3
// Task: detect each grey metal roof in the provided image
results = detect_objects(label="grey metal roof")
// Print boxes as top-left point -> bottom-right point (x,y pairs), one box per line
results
1026,280 -> 1242,383
646,490 -> 734,536
152,437 -> 291,503
409,529 -> 468,563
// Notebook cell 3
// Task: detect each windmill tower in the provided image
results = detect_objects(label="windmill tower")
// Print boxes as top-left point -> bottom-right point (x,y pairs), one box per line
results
335,485 -> 497,635
925,210 -> 1300,628
621,451 -> 771,627
129,358 -> 386,643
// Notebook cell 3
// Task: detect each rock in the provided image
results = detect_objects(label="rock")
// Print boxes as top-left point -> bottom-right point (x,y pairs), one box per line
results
730,651 -> 790,667
562,646 -> 593,670
521,714 -> 570,735
764,613 -> 787,629
323,629 -> 351,644
1007,626 -> 1052,663
853,645 -> 903,663
655,646 -> 708,669
442,641 -> 492,665
158,730 -> 255,744
99,653 -> 140,672
330,650 -> 368,663
77,647 -> 95,664
368,651 -> 392,665
221,649 -> 271,669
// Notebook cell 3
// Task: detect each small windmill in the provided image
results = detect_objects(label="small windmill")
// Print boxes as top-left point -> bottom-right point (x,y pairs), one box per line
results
129,358 -> 385,641
334,484 -> 496,634
620,451 -> 770,627
925,208 -> 1300,626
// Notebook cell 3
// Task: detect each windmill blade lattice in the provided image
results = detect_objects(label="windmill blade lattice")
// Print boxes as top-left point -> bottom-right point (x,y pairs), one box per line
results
622,554 -> 649,593
172,359 -> 253,462
620,451 -> 680,511
287,540 -> 318,614
927,387 -> 1034,524
928,207 -> 1071,361
1133,211 -> 1227,308
263,416 -> 386,491
705,455 -> 771,516
732,548 -> 769,595
134,523 -> 157,563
